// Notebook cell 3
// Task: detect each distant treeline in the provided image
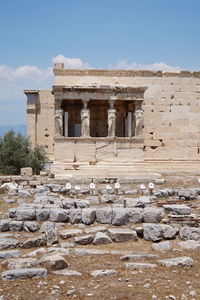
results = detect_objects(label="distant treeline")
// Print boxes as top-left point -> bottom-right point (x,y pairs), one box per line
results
0,124 -> 26,137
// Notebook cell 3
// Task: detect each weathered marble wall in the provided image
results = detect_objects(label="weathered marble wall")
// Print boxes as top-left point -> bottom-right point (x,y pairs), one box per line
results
54,69 -> 200,161
26,69 -> 200,164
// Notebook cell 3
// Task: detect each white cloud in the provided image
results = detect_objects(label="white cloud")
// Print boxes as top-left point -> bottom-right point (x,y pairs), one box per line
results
0,65 -> 53,100
108,60 -> 182,72
52,54 -> 92,69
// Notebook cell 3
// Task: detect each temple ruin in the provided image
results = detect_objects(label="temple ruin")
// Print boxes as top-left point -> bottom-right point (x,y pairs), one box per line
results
24,63 -> 200,177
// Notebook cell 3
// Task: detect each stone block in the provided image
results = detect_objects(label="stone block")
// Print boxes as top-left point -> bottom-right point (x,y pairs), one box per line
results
82,208 -> 96,225
93,232 -> 112,245
69,209 -> 82,224
59,229 -> 83,239
112,208 -> 129,226
158,257 -> 194,267
0,250 -> 21,259
15,208 -> 36,221
163,204 -> 191,215
142,207 -> 164,223
49,209 -> 69,222
20,167 -> 33,176
74,235 -> 94,245
180,226 -> 200,241
2,268 -> 47,280
96,208 -> 113,224
143,224 -> 176,242
108,228 -> 138,242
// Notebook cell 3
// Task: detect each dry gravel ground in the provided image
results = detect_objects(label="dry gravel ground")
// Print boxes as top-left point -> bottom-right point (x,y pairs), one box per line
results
0,174 -> 200,300
0,241 -> 199,300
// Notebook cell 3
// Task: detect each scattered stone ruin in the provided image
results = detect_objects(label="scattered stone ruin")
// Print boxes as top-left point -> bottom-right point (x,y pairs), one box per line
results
0,172 -> 200,298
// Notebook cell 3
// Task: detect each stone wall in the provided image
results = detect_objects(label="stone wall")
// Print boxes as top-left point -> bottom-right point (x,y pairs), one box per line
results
26,69 -> 200,164
54,69 -> 200,161
54,137 -> 144,164
26,90 -> 54,160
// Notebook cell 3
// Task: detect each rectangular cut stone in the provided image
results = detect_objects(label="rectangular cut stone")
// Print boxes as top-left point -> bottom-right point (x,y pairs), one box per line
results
96,141 -> 117,162
75,140 -> 96,163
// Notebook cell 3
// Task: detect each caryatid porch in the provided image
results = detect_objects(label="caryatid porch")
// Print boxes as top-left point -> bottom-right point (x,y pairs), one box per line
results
52,85 -> 147,169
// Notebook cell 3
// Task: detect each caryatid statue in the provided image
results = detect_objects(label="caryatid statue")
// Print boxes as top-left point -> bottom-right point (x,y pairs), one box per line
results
135,109 -> 144,137
107,104 -> 116,137
81,103 -> 90,137
55,109 -> 63,137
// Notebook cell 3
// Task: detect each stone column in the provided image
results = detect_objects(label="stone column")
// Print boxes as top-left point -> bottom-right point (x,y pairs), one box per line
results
55,108 -> 64,137
64,111 -> 68,137
135,109 -> 144,137
80,100 -> 90,137
107,100 -> 116,137
127,112 -> 132,138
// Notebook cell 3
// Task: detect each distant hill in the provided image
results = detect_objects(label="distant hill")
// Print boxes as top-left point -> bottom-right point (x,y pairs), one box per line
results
0,124 -> 26,136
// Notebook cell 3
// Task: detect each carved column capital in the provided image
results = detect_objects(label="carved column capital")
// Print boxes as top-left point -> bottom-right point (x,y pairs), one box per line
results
82,99 -> 90,109
55,99 -> 62,110
108,99 -> 115,109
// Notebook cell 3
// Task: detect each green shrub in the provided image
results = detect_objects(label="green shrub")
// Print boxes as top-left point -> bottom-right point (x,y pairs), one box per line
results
0,130 -> 48,175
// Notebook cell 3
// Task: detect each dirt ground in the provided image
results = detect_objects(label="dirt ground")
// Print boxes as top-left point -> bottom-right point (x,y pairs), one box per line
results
0,241 -> 199,300
0,174 -> 200,300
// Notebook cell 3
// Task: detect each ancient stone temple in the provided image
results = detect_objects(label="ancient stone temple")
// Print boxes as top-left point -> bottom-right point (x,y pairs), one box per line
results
24,63 -> 200,177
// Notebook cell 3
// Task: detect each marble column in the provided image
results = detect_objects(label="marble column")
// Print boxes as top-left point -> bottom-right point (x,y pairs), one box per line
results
107,100 -> 116,137
127,112 -> 132,138
135,109 -> 144,137
80,100 -> 90,137
64,111 -> 68,137
55,108 -> 64,137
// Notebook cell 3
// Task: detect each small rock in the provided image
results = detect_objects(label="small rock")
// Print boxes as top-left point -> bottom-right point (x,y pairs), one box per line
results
177,240 -> 200,250
112,208 -> 129,226
152,241 -> 172,252
120,254 -> 159,261
66,289 -> 75,297
96,207 -> 113,224
23,221 -> 39,232
9,221 -> 23,232
53,269 -> 82,276
82,208 -> 96,225
74,235 -> 94,245
0,250 -> 21,259
40,254 -> 68,270
22,236 -> 47,249
158,256 -> 194,267
125,262 -> 157,269
59,229 -> 83,239
93,232 -> 112,245
108,228 -> 138,243
90,269 -> 117,277
143,207 -> 164,223
0,238 -> 19,250
5,258 -> 39,269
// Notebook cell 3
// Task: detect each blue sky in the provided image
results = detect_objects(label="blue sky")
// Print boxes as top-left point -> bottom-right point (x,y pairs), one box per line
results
0,0 -> 200,125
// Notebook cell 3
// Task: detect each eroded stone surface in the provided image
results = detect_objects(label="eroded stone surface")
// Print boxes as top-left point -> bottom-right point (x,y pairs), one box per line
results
90,269 -> 117,277
74,235 -> 94,245
53,269 -> 82,276
125,262 -> 157,269
108,228 -> 138,242
1,268 -> 48,280
93,232 -> 112,245
0,250 -> 21,259
158,256 -> 194,267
